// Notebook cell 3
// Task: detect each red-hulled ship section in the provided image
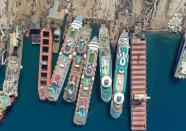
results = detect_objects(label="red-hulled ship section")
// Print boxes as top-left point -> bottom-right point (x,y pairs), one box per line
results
130,36 -> 147,131
38,28 -> 53,100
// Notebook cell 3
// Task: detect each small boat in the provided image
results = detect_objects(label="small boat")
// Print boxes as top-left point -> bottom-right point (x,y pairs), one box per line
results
73,36 -> 99,125
47,16 -> 83,102
110,30 -> 130,119
52,27 -> 61,53
99,24 -> 112,103
63,25 -> 92,102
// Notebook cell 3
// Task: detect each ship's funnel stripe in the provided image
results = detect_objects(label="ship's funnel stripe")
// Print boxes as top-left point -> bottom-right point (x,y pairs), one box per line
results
101,76 -> 112,87
114,92 -> 124,104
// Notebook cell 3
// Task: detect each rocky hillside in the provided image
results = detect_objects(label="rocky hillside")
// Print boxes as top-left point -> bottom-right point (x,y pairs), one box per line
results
129,0 -> 186,30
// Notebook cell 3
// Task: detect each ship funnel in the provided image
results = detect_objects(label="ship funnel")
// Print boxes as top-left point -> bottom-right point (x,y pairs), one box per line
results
89,36 -> 99,48
114,92 -> 124,105
91,36 -> 98,43
71,16 -> 83,29
101,76 -> 112,88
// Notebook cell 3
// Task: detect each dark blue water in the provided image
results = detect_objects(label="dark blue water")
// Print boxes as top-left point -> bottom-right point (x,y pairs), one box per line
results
0,32 -> 186,131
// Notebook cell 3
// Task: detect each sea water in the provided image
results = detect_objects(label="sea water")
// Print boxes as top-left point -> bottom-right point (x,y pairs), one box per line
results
0,31 -> 186,131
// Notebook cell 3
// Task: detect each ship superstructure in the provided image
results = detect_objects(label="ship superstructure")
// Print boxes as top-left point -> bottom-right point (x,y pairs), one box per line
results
130,34 -> 149,131
174,31 -> 186,79
63,25 -> 92,102
52,27 -> 61,53
47,16 -> 82,102
73,36 -> 99,125
99,24 -> 112,103
110,31 -> 129,118
38,28 -> 53,100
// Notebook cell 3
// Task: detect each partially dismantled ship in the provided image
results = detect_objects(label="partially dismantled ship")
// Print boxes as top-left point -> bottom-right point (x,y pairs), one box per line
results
3,27 -> 23,97
63,25 -> 92,103
73,36 -> 99,125
110,30 -> 130,119
0,26 -> 23,120
99,24 -> 112,103
38,28 -> 53,100
47,16 -> 83,102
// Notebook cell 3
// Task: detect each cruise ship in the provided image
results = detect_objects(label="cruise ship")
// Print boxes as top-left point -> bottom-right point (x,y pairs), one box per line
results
110,30 -> 130,119
73,36 -> 99,125
130,34 -> 150,131
2,26 -> 23,97
174,31 -> 186,79
99,24 -> 112,103
38,28 -> 53,100
52,27 -> 61,53
63,25 -> 92,102
47,16 -> 83,102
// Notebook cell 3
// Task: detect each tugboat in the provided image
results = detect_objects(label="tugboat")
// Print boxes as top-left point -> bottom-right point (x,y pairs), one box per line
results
99,24 -> 112,103
47,16 -> 83,102
63,25 -> 92,102
73,36 -> 99,125
110,30 -> 130,119
52,27 -> 61,53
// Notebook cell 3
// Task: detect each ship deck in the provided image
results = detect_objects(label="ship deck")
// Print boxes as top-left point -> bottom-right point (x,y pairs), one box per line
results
130,37 -> 147,131
38,29 -> 52,100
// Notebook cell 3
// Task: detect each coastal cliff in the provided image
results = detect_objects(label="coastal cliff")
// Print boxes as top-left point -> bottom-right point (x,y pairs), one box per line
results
118,0 -> 186,30
0,0 -> 185,31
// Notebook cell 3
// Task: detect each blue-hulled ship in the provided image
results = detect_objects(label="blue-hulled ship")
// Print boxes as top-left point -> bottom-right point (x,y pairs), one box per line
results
99,24 -> 112,103
174,31 -> 186,79
110,30 -> 130,119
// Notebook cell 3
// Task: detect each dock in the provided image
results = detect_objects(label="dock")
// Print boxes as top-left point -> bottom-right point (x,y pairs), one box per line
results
130,34 -> 149,131
38,28 -> 52,100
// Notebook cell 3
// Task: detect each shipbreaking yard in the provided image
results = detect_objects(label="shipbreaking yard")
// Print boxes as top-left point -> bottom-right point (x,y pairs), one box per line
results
72,0 -> 116,20
0,0 -> 186,76
0,0 -> 186,129
1,0 -> 186,92
0,0 -> 185,39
